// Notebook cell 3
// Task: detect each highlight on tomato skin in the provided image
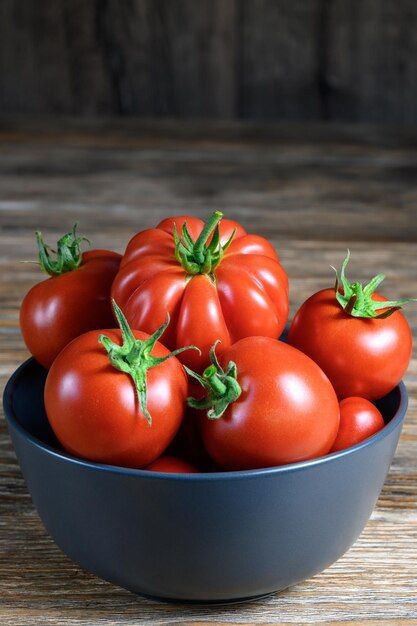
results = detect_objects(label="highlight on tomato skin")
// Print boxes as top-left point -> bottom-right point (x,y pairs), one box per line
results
144,456 -> 199,473
330,397 -> 385,453
111,211 -> 289,373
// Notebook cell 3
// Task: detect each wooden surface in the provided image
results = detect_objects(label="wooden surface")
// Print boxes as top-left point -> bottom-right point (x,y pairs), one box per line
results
0,117 -> 416,624
1,1 -> 417,123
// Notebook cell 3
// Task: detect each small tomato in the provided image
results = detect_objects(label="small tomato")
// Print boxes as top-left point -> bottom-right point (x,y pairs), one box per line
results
330,397 -> 385,452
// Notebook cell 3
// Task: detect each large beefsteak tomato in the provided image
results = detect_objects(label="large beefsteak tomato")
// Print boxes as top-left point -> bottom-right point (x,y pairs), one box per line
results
112,212 -> 288,370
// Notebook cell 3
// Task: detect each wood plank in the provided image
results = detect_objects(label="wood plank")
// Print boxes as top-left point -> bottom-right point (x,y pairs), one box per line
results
240,0 -> 322,119
0,0 -> 113,115
0,119 -> 416,624
1,2 -> 417,122
101,0 -> 238,117
326,0 -> 417,124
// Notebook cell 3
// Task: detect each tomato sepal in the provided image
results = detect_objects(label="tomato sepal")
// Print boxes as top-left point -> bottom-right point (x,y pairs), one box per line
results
35,224 -> 91,276
333,250 -> 416,318
173,211 -> 236,276
99,300 -> 199,425
185,341 -> 242,419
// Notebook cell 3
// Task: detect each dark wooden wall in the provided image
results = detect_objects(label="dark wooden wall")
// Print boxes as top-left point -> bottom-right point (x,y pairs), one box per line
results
1,0 -> 417,123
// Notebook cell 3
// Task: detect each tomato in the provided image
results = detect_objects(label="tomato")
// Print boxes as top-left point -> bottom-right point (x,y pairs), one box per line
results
144,456 -> 199,473
45,302 -> 193,468
20,226 -> 121,368
330,397 -> 385,452
288,251 -> 414,400
112,211 -> 288,371
168,403 -> 216,471
186,337 -> 340,470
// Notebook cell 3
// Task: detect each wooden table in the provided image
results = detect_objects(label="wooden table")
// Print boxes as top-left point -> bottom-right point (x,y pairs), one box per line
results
0,118 -> 416,625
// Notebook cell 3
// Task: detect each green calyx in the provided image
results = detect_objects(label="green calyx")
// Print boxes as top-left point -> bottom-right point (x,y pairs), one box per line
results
332,250 -> 417,319
173,211 -> 235,275
99,300 -> 198,426
36,224 -> 90,276
185,341 -> 242,419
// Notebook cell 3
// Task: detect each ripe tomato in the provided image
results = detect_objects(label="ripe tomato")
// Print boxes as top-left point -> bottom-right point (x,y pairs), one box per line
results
288,251 -> 414,400
144,456 -> 199,473
20,226 -> 121,368
168,403 -> 216,471
45,302 -> 193,468
330,397 -> 385,452
112,211 -> 288,371
186,338 -> 340,470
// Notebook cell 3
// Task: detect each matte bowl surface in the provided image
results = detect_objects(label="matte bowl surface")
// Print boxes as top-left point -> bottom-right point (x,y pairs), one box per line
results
3,358 -> 407,603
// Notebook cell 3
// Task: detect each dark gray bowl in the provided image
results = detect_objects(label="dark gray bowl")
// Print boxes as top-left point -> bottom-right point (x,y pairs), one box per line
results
3,358 -> 407,603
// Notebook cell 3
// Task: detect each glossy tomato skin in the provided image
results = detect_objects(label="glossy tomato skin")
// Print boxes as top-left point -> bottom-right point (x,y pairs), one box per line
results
330,397 -> 385,452
20,250 -> 121,369
44,328 -> 187,468
144,456 -> 199,473
201,337 -> 340,470
112,216 -> 289,371
288,288 -> 412,401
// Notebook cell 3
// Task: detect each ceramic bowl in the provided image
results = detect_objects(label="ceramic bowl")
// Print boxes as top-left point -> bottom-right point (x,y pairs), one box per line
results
3,358 -> 407,603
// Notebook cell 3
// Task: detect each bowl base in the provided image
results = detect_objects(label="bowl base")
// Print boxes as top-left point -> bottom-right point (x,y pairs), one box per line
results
138,589 -> 279,606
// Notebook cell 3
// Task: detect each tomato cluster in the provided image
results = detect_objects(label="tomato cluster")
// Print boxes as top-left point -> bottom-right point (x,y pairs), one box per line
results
19,216 -> 414,472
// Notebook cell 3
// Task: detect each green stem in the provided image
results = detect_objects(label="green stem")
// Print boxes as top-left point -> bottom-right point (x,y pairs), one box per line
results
203,365 -> 227,396
174,211 -> 234,275
36,224 -> 89,276
99,300 -> 198,425
185,342 -> 242,420
332,250 -> 417,319
193,211 -> 223,264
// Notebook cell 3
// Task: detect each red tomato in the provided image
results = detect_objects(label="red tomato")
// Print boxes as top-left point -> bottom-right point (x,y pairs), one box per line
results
112,212 -> 288,371
20,226 -> 121,368
288,252 -> 414,400
168,403 -> 216,471
187,337 -> 340,470
45,303 -> 191,468
144,456 -> 199,473
330,397 -> 385,452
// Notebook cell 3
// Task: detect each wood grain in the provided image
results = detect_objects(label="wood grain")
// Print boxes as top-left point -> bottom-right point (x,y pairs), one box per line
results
0,118 -> 416,624
240,0 -> 322,119
1,2 -> 417,123
326,0 -> 417,124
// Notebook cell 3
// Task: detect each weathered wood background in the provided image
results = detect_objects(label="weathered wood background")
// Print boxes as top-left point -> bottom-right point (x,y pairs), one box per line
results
1,1 -> 417,123
0,117 -> 416,624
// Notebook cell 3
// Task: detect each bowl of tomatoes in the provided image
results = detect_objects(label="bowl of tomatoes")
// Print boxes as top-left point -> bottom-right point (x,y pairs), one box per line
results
3,213 -> 414,603
3,359 -> 407,603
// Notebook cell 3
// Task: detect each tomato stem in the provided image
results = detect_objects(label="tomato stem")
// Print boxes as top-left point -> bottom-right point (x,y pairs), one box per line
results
173,211 -> 236,276
36,224 -> 90,276
99,300 -> 199,425
193,211 -> 223,264
185,341 -> 242,420
332,250 -> 417,318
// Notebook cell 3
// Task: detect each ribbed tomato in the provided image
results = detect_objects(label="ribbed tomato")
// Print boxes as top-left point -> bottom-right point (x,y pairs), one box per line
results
112,212 -> 288,371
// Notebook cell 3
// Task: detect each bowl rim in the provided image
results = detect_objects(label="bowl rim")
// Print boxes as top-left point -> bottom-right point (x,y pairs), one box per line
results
3,358 -> 408,481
